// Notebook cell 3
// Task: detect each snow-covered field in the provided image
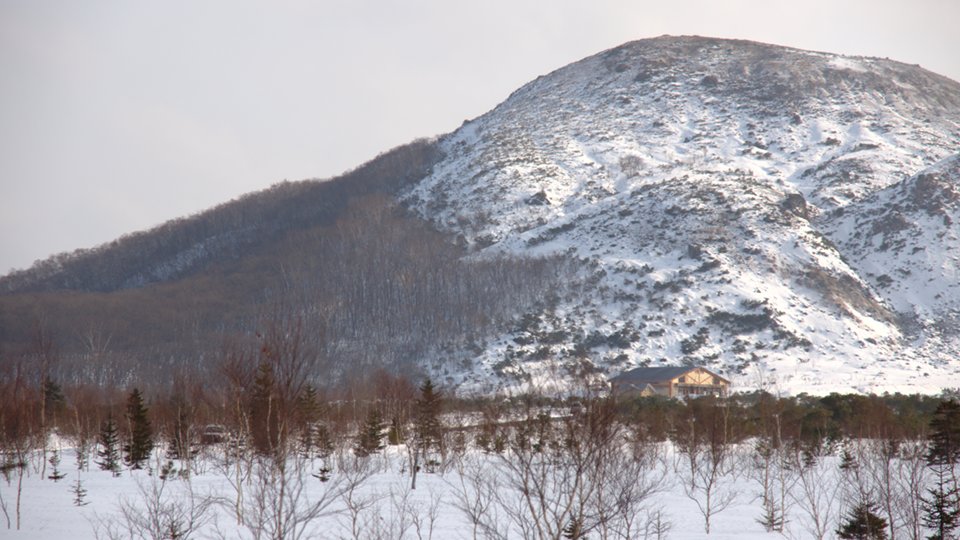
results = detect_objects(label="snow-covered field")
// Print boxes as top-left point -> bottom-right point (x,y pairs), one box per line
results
1,439 -> 933,539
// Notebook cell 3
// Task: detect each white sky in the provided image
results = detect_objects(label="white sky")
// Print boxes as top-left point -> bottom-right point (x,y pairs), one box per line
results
2,0 -> 958,274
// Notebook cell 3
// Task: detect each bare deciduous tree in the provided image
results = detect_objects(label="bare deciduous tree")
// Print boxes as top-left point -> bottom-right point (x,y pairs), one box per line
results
892,441 -> 928,540
338,456 -> 382,540
447,453 -> 508,540
788,447 -> 841,540
408,486 -> 443,540
863,438 -> 903,540
0,360 -> 40,531
94,476 -> 215,540
488,397 -> 666,540
673,397 -> 740,534
226,452 -> 371,540
641,507 -> 673,540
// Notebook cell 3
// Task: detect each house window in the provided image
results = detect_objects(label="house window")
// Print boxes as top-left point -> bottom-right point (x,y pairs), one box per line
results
678,376 -> 686,383
713,377 -> 720,385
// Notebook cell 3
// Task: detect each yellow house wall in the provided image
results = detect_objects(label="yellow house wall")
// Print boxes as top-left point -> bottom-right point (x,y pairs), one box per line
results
668,368 -> 729,396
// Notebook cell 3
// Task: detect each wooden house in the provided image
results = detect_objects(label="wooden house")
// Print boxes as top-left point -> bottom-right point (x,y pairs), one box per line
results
609,366 -> 730,399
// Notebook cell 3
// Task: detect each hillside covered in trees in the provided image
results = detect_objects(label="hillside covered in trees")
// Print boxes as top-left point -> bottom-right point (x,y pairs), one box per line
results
0,140 -> 575,391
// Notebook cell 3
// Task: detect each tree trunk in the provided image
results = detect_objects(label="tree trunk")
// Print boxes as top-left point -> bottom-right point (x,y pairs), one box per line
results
411,451 -> 418,490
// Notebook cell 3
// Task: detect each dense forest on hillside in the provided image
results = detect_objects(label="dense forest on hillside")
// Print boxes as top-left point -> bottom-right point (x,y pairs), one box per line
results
0,139 -> 442,294
0,193 -> 573,389
0,133 -> 581,390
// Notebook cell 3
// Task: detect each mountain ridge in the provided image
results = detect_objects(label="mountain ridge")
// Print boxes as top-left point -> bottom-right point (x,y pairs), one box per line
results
0,139 -> 443,293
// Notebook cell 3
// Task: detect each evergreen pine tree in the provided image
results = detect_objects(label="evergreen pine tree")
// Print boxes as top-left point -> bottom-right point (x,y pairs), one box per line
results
159,459 -> 177,481
296,384 -> 322,457
313,465 -> 332,482
75,437 -> 89,472
96,415 -> 121,476
840,446 -> 859,471
297,385 -> 322,424
354,407 -> 385,457
47,447 -> 66,482
928,400 -> 960,464
387,416 -> 404,446
123,388 -> 154,469
249,363 -> 280,456
757,497 -> 787,533
70,476 -> 89,506
836,502 -> 889,540
313,423 -> 335,482
414,378 -> 443,459
922,399 -> 960,540
922,470 -> 960,540
42,377 -> 66,425
562,517 -> 584,539
315,423 -> 335,459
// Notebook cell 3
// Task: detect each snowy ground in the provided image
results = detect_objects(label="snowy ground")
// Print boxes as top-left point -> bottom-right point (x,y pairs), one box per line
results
0,440 -> 926,540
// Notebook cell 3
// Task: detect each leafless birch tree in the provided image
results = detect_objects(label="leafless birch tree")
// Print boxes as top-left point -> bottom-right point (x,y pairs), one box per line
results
95,475 -> 215,540
673,398 -> 739,534
787,446 -> 840,540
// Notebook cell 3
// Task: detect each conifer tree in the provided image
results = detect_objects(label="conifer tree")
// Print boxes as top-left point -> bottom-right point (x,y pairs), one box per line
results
315,423 -> 335,459
96,415 -> 121,476
839,446 -> 859,471
47,447 -> 66,482
297,384 -> 322,425
414,378 -> 443,456
387,416 -> 404,446
123,388 -> 153,469
296,384 -> 322,456
249,362 -> 280,456
922,472 -> 960,540
354,407 -> 385,457
70,476 -> 89,506
836,502 -> 888,540
313,423 -> 336,482
42,377 -> 66,425
159,459 -> 177,481
562,517 -> 584,539
928,400 -> 960,464
75,435 -> 89,472
922,399 -> 960,540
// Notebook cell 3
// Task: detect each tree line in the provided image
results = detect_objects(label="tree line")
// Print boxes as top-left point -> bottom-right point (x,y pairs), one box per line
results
2,337 -> 959,539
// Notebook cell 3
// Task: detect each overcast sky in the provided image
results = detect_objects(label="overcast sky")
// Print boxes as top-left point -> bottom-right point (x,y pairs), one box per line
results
2,0 -> 958,274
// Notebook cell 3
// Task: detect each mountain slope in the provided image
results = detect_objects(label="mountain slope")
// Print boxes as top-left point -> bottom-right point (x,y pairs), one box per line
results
0,139 -> 442,293
823,155 -> 960,335
402,36 -> 960,394
0,135 -> 571,387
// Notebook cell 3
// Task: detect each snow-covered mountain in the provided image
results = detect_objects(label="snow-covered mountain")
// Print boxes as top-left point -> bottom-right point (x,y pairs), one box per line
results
402,36 -> 960,395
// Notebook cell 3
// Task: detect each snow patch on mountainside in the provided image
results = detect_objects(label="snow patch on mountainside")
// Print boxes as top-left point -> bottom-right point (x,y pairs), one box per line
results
403,36 -> 960,395
824,154 -> 960,334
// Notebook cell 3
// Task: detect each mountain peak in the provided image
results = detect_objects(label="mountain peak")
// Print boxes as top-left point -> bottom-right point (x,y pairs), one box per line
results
508,35 -> 960,124
403,37 -> 960,395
